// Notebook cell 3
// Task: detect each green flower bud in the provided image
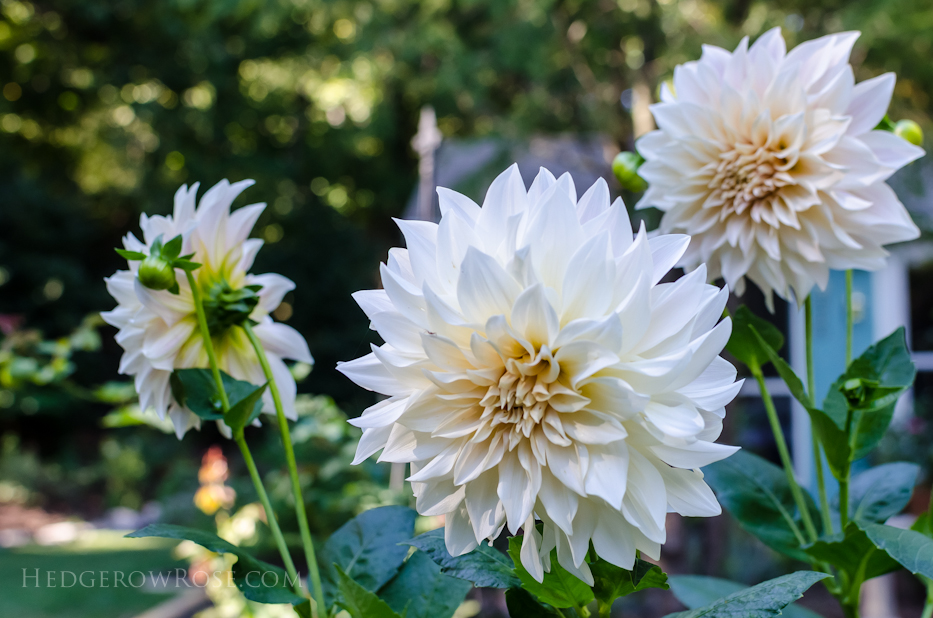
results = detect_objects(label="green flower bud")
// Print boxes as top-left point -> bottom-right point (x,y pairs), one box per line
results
612,151 -> 647,192
895,119 -> 923,146
137,255 -> 177,291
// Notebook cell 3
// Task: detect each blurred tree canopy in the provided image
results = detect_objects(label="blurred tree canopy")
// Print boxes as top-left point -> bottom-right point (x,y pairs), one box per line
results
0,0 -> 931,421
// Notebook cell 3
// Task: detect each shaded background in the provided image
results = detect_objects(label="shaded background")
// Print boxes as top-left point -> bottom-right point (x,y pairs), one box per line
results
1,0 -> 932,616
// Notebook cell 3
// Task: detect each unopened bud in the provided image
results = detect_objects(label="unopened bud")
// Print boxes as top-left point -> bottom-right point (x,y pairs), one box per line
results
612,152 -> 647,192
137,255 -> 177,291
895,119 -> 923,146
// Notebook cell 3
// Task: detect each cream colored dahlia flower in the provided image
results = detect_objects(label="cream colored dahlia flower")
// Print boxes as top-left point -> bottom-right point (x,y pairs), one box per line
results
637,28 -> 924,307
102,180 -> 313,438
339,165 -> 740,583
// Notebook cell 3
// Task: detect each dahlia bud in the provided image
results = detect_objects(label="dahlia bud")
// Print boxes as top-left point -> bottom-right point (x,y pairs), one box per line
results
137,255 -> 177,291
612,151 -> 647,192
895,119 -> 923,146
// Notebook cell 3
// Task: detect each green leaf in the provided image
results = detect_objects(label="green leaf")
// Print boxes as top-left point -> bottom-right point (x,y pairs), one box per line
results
845,462 -> 918,524
115,248 -> 147,261
335,566 -> 401,618
318,506 -> 416,607
703,450 -> 819,563
669,576 -> 822,618
150,234 -> 164,256
162,234 -> 183,259
861,522 -> 933,580
912,512 -> 933,539
126,524 -> 305,606
505,588 -> 562,618
170,368 -> 265,424
378,551 -> 472,618
507,535 -> 594,609
173,258 -> 202,271
725,306 -> 784,373
662,571 -> 830,618
592,557 -> 668,615
292,601 -> 311,618
822,328 -> 915,461
744,324 -> 856,478
404,528 -> 520,589
804,523 -> 900,587
226,381 -> 267,435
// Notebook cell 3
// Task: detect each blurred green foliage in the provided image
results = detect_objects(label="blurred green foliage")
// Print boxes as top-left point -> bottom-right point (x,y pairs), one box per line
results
1,0 -> 931,519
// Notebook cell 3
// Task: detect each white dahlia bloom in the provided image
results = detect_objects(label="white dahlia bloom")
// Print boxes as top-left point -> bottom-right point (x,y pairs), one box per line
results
102,180 -> 313,438
339,165 -> 740,582
637,28 -> 924,307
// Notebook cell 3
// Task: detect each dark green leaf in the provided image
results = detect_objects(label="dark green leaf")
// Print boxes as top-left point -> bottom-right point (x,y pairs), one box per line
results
822,328 -> 915,460
748,325 -> 809,408
807,408 -> 851,481
170,368 -> 266,425
861,522 -> 933,580
378,551 -> 472,618
505,588 -> 562,618
507,535 -> 594,609
404,528 -> 519,589
912,512 -> 933,539
226,381 -> 267,436
704,450 -> 819,563
335,566 -> 401,618
845,463 -> 918,524
662,571 -> 830,618
669,576 -> 822,618
804,524 -> 900,586
170,368 -> 225,420
162,234 -> 183,259
115,248 -> 147,261
126,524 -> 305,605
319,506 -> 416,607
592,557 -> 668,614
725,306 -> 784,373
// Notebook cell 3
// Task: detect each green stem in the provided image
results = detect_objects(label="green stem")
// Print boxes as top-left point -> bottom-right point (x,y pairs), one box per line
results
235,433 -> 303,596
243,321 -> 326,616
839,410 -> 855,531
845,270 -> 853,366
755,371 -> 819,542
185,271 -> 302,598
805,297 -> 833,535
186,270 -> 229,412
921,586 -> 933,618
842,600 -> 860,618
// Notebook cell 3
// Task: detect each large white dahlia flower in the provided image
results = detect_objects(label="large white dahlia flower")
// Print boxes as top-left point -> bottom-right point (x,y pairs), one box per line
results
102,180 -> 313,438
339,165 -> 740,583
637,28 -> 924,307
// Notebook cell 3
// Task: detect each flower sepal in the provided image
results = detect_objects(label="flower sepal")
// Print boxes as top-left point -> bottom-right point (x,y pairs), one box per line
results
115,233 -> 203,295
203,282 -> 263,336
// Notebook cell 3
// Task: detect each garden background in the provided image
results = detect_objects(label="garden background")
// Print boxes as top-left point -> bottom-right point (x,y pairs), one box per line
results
1,0 -> 932,616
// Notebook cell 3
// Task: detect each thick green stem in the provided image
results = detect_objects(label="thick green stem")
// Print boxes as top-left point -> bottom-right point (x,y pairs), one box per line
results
755,371 -> 818,542
243,321 -> 326,616
839,407 -> 857,531
235,433 -> 303,595
805,297 -> 833,535
842,601 -> 860,618
186,271 -> 229,412
185,271 -> 302,598
921,587 -> 933,618
845,270 -> 854,366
